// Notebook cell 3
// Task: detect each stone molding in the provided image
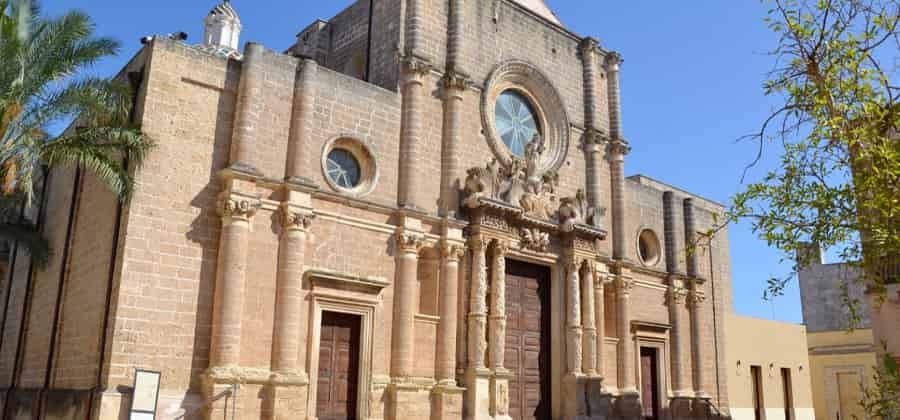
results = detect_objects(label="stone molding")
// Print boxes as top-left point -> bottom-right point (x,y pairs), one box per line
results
204,366 -> 309,386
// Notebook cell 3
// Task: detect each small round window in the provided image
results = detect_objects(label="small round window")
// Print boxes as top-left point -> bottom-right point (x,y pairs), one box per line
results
321,137 -> 377,197
495,90 -> 541,157
637,229 -> 661,266
326,149 -> 361,188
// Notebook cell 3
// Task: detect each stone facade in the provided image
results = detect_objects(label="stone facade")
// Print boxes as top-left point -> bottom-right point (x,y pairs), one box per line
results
0,1 -> 734,419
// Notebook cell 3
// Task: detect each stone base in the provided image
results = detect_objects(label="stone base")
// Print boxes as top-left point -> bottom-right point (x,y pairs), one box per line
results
490,369 -> 513,420
615,390 -> 642,420
669,396 -> 695,420
464,367 -> 492,420
432,383 -> 465,420
562,374 -> 588,420
202,367 -> 308,420
584,377 -> 613,419
387,382 -> 432,420
268,383 -> 308,420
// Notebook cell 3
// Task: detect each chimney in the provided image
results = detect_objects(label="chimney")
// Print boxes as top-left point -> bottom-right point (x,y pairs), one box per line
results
204,1 -> 242,51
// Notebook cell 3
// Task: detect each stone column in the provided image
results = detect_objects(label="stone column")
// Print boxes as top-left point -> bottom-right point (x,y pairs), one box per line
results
488,240 -> 507,371
210,197 -> 260,368
467,236 -> 488,370
566,263 -> 583,374
269,206 -> 312,419
608,139 -> 630,262
580,263 -> 597,376
397,58 -> 431,210
271,208 -> 312,373
437,243 -> 464,384
440,74 -> 468,217
683,198 -> 699,278
605,51 -> 624,141
285,58 -> 317,184
667,286 -> 690,395
229,43 -> 265,174
689,287 -> 708,397
465,236 -> 492,420
580,37 -> 607,211
593,264 -> 608,378
391,232 -> 424,380
615,273 -> 636,393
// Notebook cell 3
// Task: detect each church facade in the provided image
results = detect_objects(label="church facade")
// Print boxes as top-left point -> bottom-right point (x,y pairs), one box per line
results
0,1 -> 735,419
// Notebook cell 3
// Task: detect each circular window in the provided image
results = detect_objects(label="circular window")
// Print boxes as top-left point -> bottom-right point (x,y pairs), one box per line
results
321,137 -> 377,196
326,149 -> 361,188
637,229 -> 661,266
495,90 -> 541,157
481,61 -> 570,172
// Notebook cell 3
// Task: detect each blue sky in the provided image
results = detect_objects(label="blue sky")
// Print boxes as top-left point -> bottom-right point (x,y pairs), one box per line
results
48,1 -> 805,322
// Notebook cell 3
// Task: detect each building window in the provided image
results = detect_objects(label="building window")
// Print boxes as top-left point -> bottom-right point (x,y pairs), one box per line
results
637,229 -> 661,267
320,137 -> 378,197
495,90 -> 541,157
326,149 -> 361,189
781,368 -> 794,420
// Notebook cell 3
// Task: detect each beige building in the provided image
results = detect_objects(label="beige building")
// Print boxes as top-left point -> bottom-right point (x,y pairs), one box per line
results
0,1 -> 737,419
725,315 -> 814,420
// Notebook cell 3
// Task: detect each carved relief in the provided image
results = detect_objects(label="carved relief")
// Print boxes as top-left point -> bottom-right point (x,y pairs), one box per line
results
519,228 -> 550,252
497,382 -> 509,415
558,189 -> 606,230
218,196 -> 261,220
481,213 -> 514,233
566,263 -> 581,326
282,206 -> 315,231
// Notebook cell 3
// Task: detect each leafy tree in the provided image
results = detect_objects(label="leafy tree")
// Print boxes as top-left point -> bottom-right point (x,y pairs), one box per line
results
726,0 -> 898,417
0,0 -> 152,265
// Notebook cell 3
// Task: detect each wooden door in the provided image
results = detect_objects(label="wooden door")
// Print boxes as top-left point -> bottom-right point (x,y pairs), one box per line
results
751,365 -> 763,420
504,261 -> 551,420
640,347 -> 660,420
317,312 -> 361,420
836,372 -> 863,420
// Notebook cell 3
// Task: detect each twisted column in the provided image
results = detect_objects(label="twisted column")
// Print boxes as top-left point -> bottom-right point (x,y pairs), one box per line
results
271,207 -> 313,374
391,232 -> 424,380
616,274 -> 636,392
437,243 -> 464,384
488,240 -> 507,371
467,237 -> 488,370
210,197 -> 260,367
566,263 -> 583,374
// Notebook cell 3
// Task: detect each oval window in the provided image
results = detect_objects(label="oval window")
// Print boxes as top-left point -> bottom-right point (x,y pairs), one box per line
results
638,229 -> 661,266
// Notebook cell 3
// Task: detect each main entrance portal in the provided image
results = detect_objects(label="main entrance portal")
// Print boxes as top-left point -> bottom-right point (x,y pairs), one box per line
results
504,260 -> 552,420
317,311 -> 362,420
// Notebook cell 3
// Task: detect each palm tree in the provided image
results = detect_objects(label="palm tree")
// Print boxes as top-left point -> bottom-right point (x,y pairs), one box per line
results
0,0 -> 153,266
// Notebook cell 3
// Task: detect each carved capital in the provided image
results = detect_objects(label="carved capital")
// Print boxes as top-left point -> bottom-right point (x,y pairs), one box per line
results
491,238 -> 509,256
396,232 -> 425,254
604,51 -> 624,70
615,275 -> 634,296
582,128 -> 609,148
282,206 -> 315,231
218,196 -> 262,220
401,55 -> 433,81
579,37 -> 599,56
441,242 -> 465,262
607,138 -> 631,157
667,286 -> 689,305
689,290 -> 707,307
441,72 -> 472,91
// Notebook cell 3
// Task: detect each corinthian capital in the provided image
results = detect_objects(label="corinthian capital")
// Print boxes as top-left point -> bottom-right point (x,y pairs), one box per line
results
689,290 -> 707,307
218,196 -> 262,220
604,51 -> 624,70
401,55 -> 433,79
441,242 -> 465,262
579,37 -> 599,56
607,138 -> 631,156
396,232 -> 425,254
282,206 -> 315,231
615,275 -> 634,296
667,286 -> 689,305
441,72 -> 471,91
